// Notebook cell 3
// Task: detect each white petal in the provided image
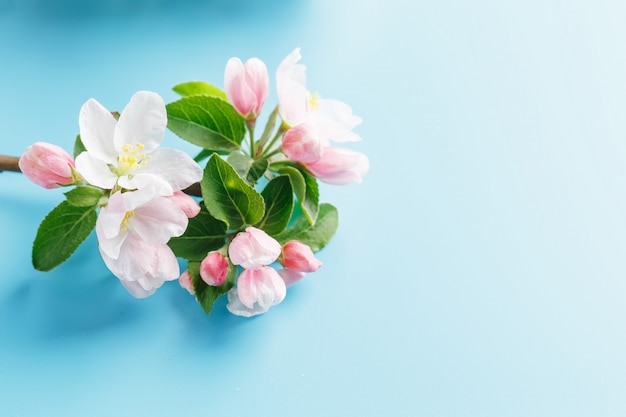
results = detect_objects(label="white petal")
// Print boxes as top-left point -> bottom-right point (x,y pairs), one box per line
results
95,192 -> 127,259
119,279 -> 157,299
309,98 -> 362,144
75,152 -> 118,190
276,48 -> 308,126
115,91 -> 167,152
99,237 -> 179,296
138,147 -> 203,192
79,98 -> 118,163
226,288 -> 271,317
117,173 -> 173,196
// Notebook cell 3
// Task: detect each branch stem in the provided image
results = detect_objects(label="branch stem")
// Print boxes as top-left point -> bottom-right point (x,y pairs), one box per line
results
0,155 -> 20,173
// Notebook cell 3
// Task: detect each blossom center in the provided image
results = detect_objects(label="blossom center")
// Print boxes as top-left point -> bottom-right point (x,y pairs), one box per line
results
115,143 -> 151,176
121,210 -> 135,231
307,91 -> 321,111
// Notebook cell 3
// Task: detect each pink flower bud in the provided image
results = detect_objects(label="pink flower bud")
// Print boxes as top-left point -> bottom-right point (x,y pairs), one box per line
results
282,124 -> 323,163
225,57 -> 269,120
179,269 -> 195,295
280,240 -> 322,273
228,227 -> 281,270
200,251 -> 229,286
19,142 -> 76,189
167,191 -> 201,218
306,146 -> 369,185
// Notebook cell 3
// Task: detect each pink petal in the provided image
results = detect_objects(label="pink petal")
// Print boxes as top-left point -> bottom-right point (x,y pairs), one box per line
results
306,146 -> 369,185
129,195 -> 189,245
166,191 -> 200,218
236,266 -> 286,310
99,237 -> 180,298
277,268 -> 306,287
228,227 -> 281,269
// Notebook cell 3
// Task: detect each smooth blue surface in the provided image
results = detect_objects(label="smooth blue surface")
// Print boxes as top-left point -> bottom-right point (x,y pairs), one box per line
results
2,0 -> 626,415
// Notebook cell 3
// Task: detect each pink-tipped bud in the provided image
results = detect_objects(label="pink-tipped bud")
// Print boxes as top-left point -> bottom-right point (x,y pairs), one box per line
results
179,269 -> 195,295
167,191 -> 201,218
279,240 -> 322,273
228,227 -> 281,270
224,57 -> 269,120
19,142 -> 76,189
200,251 -> 229,286
282,123 -> 323,163
305,146 -> 369,185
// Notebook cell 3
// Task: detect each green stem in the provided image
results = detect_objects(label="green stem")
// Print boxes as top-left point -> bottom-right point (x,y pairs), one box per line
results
246,120 -> 256,158
260,125 -> 287,159
254,106 -> 279,158
262,148 -> 284,160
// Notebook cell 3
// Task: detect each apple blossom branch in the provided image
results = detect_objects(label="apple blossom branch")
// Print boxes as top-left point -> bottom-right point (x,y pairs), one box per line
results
0,154 -> 202,196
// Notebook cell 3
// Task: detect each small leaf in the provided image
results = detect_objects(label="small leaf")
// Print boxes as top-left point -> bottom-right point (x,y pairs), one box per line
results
73,134 -> 86,159
275,203 -> 338,252
226,153 -> 269,184
202,154 -> 265,230
166,95 -> 246,152
168,203 -> 228,261
247,158 -> 269,183
173,81 -> 228,100
227,152 -> 254,179
189,259 -> 235,315
277,165 -> 319,224
64,186 -> 103,207
256,175 -> 294,236
193,148 -> 215,163
33,201 -> 97,271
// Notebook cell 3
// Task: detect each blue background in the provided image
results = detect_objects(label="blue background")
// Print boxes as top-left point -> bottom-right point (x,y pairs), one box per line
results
2,0 -> 626,415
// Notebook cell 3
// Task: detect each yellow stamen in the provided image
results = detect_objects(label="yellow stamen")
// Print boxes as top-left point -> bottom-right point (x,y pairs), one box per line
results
121,210 -> 135,231
308,91 -> 321,111
115,143 -> 149,176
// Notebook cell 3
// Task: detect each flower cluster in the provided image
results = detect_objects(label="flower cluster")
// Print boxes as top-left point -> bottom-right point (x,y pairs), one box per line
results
18,48 -> 368,317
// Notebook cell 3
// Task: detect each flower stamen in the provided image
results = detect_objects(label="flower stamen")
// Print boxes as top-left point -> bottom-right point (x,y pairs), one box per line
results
121,210 -> 135,231
307,91 -> 321,111
116,143 -> 151,175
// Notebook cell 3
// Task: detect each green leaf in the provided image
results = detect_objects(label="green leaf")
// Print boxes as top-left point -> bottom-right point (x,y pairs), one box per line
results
32,201 -> 97,271
256,175 -> 294,236
193,148 -> 215,163
73,134 -> 86,159
168,203 -> 228,261
64,186 -> 103,207
275,203 -> 338,252
189,259 -> 235,315
247,158 -> 269,183
226,153 -> 269,184
166,95 -> 246,152
172,81 -> 228,100
227,152 -> 254,179
277,165 -> 319,224
202,154 -> 265,230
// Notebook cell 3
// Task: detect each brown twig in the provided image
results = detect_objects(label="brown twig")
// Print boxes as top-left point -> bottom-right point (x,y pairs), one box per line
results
0,155 -> 20,173
0,154 -> 202,197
